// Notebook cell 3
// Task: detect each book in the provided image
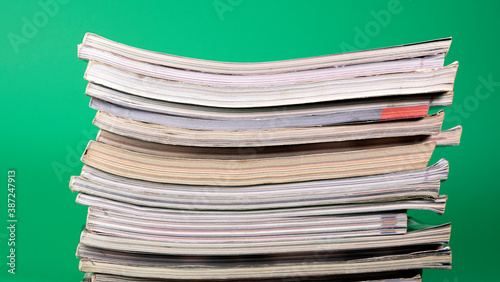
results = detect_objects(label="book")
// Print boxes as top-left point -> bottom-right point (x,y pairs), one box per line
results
83,48 -> 447,87
88,270 -> 422,282
91,110 -> 450,147
70,157 -> 448,210
79,122 -> 463,186
78,33 -> 451,75
77,243 -> 450,280
77,196 -> 450,257
85,207 -> 408,241
86,271 -> 424,282
86,83 -> 454,125
81,139 -> 437,186
83,60 -> 457,108
76,192 -> 448,222
89,95 -> 445,130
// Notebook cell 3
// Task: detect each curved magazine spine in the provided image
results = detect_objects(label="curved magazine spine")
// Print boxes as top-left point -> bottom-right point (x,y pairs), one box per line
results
91,111 -> 444,147
81,46 -> 445,87
74,193 -> 448,220
79,33 -> 451,75
89,97 -> 431,130
80,140 -> 436,186
86,82 -> 455,118
84,61 -> 457,108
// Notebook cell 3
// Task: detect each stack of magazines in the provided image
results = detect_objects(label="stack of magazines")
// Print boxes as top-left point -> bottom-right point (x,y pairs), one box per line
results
71,33 -> 461,281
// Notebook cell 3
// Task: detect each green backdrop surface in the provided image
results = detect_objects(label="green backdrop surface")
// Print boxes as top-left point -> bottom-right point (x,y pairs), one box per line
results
1,0 -> 499,281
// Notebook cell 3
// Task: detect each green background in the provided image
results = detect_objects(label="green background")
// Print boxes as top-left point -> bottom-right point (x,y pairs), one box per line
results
1,0 -> 499,281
